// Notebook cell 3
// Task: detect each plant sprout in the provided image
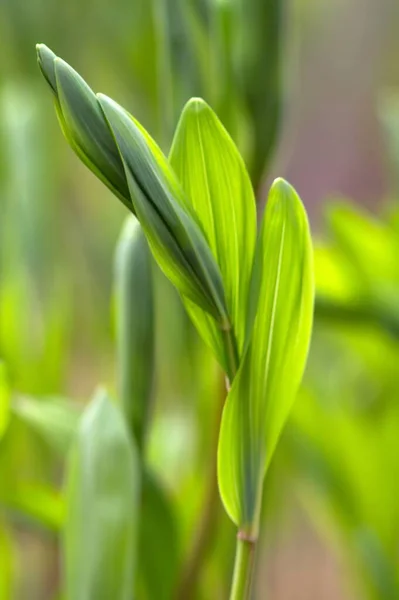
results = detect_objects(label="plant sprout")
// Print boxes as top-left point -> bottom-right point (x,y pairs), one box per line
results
36,43 -> 314,599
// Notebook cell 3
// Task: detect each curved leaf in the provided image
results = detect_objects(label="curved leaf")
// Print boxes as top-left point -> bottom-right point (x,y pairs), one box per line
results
170,98 -> 256,375
218,179 -> 314,533
98,93 -> 229,326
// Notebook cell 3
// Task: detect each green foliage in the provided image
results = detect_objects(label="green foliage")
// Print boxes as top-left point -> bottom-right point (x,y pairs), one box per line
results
64,390 -> 140,600
114,217 -> 155,451
0,364 -> 10,441
137,471 -> 179,600
170,98 -> 257,376
12,395 -> 80,456
36,44 -> 314,599
0,521 -> 14,599
218,179 -> 314,533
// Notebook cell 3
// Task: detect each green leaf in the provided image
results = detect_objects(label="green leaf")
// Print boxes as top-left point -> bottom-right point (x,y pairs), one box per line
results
12,395 -> 80,456
327,202 -> 399,294
0,520 -> 14,599
36,44 -> 130,207
114,217 -> 155,452
64,389 -> 140,600
137,471 -> 179,600
2,484 -> 64,532
98,93 -> 229,326
169,98 -> 257,375
217,179 -> 314,533
0,363 -> 10,441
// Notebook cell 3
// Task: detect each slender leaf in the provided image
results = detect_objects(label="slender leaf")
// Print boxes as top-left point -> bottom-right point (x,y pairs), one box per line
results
218,179 -> 314,533
170,98 -> 257,374
1,484 -> 64,532
114,217 -> 154,451
36,44 -> 130,206
98,93 -> 229,324
64,389 -> 139,600
12,395 -> 80,456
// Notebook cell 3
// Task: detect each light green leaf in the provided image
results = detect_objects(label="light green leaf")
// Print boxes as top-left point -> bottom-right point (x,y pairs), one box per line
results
169,98 -> 257,375
0,363 -> 10,441
327,202 -> 399,292
114,217 -> 155,452
218,179 -> 314,533
1,484 -> 64,531
12,395 -> 80,456
64,389 -> 139,600
98,93 -> 229,326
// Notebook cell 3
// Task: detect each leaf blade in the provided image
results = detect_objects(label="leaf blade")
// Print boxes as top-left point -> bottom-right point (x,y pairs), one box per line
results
64,389 -> 140,600
170,98 -> 257,374
217,179 -> 314,531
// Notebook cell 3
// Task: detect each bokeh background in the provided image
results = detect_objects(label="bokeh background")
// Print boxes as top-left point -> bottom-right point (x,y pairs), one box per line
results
1,0 -> 399,598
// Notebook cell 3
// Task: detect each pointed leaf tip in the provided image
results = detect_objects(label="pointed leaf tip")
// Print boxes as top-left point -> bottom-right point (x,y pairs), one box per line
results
36,43 -> 57,93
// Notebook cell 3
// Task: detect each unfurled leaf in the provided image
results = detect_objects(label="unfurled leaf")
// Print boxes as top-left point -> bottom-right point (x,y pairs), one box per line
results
98,93 -> 229,325
12,395 -> 80,456
36,44 -> 130,207
114,217 -> 154,451
64,389 -> 139,600
0,363 -> 10,441
170,98 -> 256,376
218,179 -> 314,533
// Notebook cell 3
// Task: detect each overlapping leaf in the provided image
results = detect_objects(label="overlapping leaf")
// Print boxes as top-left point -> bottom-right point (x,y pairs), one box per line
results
98,93 -> 229,324
218,179 -> 314,533
170,98 -> 256,377
36,44 -> 130,207
37,47 -> 232,343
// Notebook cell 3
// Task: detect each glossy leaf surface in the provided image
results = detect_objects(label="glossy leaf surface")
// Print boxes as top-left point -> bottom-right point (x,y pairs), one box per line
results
170,98 -> 256,375
218,179 -> 314,532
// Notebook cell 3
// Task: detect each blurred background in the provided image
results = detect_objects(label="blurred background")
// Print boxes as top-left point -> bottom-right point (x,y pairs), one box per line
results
1,0 -> 399,598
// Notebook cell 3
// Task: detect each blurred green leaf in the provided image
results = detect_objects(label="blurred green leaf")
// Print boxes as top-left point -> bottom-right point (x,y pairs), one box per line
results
0,520 -> 14,599
238,0 -> 282,185
218,179 -> 314,533
327,202 -> 399,298
64,389 -> 140,600
2,483 -> 64,532
12,394 -> 80,456
114,217 -> 155,452
0,363 -> 10,441
170,98 -> 256,376
291,390 -> 399,600
137,471 -> 179,600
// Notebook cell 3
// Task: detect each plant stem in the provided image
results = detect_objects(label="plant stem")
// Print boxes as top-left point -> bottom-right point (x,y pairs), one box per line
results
229,535 -> 256,600
175,373 -> 227,600
175,324 -> 239,599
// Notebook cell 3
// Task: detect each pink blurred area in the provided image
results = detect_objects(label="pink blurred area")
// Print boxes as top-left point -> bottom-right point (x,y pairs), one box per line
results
270,0 -> 399,220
